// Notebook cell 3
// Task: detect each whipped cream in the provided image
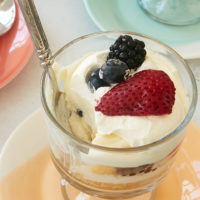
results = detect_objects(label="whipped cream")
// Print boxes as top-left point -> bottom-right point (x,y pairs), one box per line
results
53,50 -> 189,148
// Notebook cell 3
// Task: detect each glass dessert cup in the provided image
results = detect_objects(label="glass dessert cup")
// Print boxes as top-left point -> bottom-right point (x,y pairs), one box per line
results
138,0 -> 200,26
41,31 -> 197,199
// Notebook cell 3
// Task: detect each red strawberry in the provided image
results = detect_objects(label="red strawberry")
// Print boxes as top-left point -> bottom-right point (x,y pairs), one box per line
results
95,70 -> 175,116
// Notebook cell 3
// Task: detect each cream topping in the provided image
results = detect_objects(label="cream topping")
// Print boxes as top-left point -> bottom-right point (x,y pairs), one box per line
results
53,50 -> 189,148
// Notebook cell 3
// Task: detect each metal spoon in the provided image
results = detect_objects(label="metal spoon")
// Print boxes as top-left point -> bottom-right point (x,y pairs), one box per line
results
0,0 -> 16,35
18,0 -> 70,130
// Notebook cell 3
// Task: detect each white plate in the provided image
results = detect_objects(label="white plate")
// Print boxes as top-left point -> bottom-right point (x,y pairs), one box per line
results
0,108 -> 48,180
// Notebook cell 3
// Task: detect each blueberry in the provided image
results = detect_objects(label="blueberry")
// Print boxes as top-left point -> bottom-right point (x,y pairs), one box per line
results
90,68 -> 100,77
87,68 -> 110,92
100,59 -> 129,84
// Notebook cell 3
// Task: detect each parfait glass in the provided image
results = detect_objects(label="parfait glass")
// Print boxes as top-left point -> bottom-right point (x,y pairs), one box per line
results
41,31 -> 197,200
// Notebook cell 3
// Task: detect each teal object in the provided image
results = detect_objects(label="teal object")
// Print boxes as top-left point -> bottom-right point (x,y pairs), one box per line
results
84,0 -> 200,47
138,0 -> 200,26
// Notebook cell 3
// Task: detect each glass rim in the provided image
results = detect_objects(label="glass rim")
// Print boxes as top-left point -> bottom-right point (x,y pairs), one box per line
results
41,30 -> 197,152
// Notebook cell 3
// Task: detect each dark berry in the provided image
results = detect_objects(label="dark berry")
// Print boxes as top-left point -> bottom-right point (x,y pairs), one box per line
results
108,51 -> 114,58
113,42 -> 120,49
109,45 -> 114,51
133,39 -> 140,44
90,68 -> 100,77
114,49 -> 120,56
76,109 -> 83,117
99,59 -> 129,84
135,45 -> 143,52
122,37 -> 128,43
119,52 -> 128,61
127,59 -> 135,67
135,55 -> 144,65
87,68 -> 110,92
128,50 -> 136,57
127,40 -> 136,49
116,36 -> 122,43
107,35 -> 146,70
139,41 -> 145,48
140,49 -> 146,56
124,35 -> 132,40
119,43 -> 128,51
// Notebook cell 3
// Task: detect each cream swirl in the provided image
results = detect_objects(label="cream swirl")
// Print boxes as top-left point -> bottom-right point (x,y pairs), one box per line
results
53,50 -> 189,148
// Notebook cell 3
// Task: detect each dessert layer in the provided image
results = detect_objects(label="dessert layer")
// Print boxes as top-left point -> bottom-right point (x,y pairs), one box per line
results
47,48 -> 189,168
52,50 -> 189,147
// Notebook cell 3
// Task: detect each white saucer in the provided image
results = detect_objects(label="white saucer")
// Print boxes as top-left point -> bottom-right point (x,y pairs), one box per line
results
0,108 -> 48,180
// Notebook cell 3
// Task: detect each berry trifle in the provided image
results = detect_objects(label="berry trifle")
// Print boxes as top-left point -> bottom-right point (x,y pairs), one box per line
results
42,32 -> 196,199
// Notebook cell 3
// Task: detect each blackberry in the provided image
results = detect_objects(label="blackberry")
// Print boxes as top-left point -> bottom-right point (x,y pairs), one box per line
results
107,35 -> 146,70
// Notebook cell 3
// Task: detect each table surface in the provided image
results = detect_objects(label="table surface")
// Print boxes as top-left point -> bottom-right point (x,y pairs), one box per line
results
0,0 -> 199,151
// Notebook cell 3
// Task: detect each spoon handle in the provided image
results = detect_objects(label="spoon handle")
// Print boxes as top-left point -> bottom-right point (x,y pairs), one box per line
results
18,0 -> 60,110
18,0 -> 53,68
